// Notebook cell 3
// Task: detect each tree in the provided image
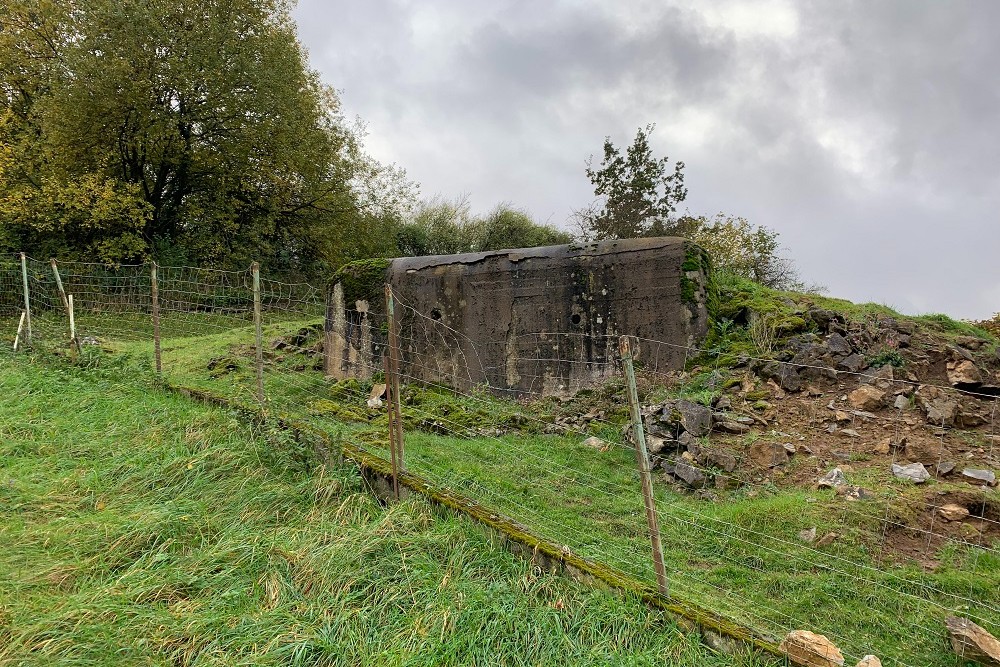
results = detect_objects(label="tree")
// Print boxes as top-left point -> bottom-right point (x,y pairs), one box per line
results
577,124 -> 686,240
674,213 -> 818,292
393,198 -> 572,257
0,0 -> 397,275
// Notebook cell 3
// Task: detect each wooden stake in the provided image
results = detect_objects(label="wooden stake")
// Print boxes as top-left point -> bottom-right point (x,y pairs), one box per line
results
19,252 -> 31,344
252,262 -> 264,405
13,312 -> 25,351
50,258 -> 70,313
68,294 -> 78,361
619,335 -> 669,596
151,263 -> 162,375
385,284 -> 406,475
383,352 -> 401,501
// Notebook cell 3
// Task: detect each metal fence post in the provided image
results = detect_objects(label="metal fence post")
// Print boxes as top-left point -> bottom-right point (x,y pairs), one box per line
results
252,262 -> 264,405
619,335 -> 669,596
385,284 -> 406,476
151,262 -> 162,375
19,252 -> 32,344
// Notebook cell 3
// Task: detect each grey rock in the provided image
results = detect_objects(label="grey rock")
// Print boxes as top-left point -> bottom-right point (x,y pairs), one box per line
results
962,468 -> 997,486
817,467 -> 847,489
826,333 -> 852,356
945,615 -> 1000,667
936,461 -> 956,476
798,527 -> 817,543
838,353 -> 866,374
679,431 -> 700,458
714,395 -> 732,410
893,395 -> 910,411
840,428 -> 862,438
670,400 -> 713,437
704,450 -> 738,473
716,421 -> 751,434
674,461 -> 707,488
892,462 -> 930,484
778,364 -> 803,392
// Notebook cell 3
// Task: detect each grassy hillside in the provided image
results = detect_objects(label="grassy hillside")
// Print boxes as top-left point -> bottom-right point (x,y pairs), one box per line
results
0,352 -> 775,667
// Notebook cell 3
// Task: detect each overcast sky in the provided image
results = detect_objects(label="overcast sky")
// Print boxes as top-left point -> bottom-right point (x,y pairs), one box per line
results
293,0 -> 1000,320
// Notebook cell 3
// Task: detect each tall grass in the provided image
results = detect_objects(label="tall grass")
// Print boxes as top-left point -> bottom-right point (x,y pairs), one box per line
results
0,353 -> 770,666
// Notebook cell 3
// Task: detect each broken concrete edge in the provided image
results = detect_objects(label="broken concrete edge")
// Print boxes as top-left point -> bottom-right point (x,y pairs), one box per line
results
164,382 -> 786,663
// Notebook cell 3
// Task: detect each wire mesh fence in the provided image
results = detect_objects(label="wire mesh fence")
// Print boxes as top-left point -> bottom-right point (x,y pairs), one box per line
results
1,252 -> 997,666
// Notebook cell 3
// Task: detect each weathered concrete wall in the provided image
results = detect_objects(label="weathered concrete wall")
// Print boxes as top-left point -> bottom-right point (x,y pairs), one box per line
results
325,237 -> 710,397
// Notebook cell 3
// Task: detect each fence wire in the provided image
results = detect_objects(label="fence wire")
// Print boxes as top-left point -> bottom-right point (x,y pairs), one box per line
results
1,254 -> 997,667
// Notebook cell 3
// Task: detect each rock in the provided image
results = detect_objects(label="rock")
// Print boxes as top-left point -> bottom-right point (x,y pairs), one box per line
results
826,332 -> 852,356
855,656 -> 882,667
366,383 -> 387,408
646,435 -> 670,456
892,462 -> 930,483
938,503 -> 970,522
948,359 -> 983,387
904,439 -> 952,466
840,428 -> 862,439
945,615 -> 1000,666
862,364 -> 895,389
798,527 -> 817,543
948,344 -> 976,362
955,335 -> 987,351
715,395 -> 732,410
778,364 -> 803,392
704,449 -> 738,473
749,441 -> 789,468
674,461 -> 707,488
815,532 -> 839,547
674,400 -> 713,437
893,394 -> 910,410
779,630 -> 845,667
678,430 -> 698,456
783,442 -> 797,455
582,436 -> 608,451
873,437 -> 892,455
807,308 -> 838,331
849,385 -> 886,411
937,461 -> 956,476
715,421 -> 751,434
839,485 -> 873,501
838,354 -> 866,374
915,386 -> 960,427
817,468 -> 847,489
962,468 -> 997,486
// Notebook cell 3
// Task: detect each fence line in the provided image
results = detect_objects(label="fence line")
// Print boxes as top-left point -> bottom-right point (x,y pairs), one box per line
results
2,252 -> 997,666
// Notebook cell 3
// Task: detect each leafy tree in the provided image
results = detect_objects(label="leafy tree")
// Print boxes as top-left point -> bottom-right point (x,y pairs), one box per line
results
393,198 -> 571,257
674,213 -> 818,292
471,204 -> 571,251
577,124 -> 686,240
0,0 -> 402,275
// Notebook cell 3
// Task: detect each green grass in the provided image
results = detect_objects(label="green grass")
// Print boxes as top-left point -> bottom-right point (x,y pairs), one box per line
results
7,306 -> 1000,666
0,352 -> 781,666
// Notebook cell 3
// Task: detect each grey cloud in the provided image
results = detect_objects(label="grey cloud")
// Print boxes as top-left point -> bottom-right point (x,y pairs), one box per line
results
293,0 -> 1000,320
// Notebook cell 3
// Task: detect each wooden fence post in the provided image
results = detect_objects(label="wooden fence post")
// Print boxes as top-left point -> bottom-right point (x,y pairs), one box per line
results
383,352 -> 401,500
50,259 -> 77,357
50,258 -> 69,312
19,253 -> 31,345
151,263 -> 162,375
385,284 -> 406,476
619,335 -> 669,596
68,294 -> 78,361
252,262 -> 264,405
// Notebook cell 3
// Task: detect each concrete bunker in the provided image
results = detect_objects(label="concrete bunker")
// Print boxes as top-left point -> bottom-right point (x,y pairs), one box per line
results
324,237 -> 711,397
